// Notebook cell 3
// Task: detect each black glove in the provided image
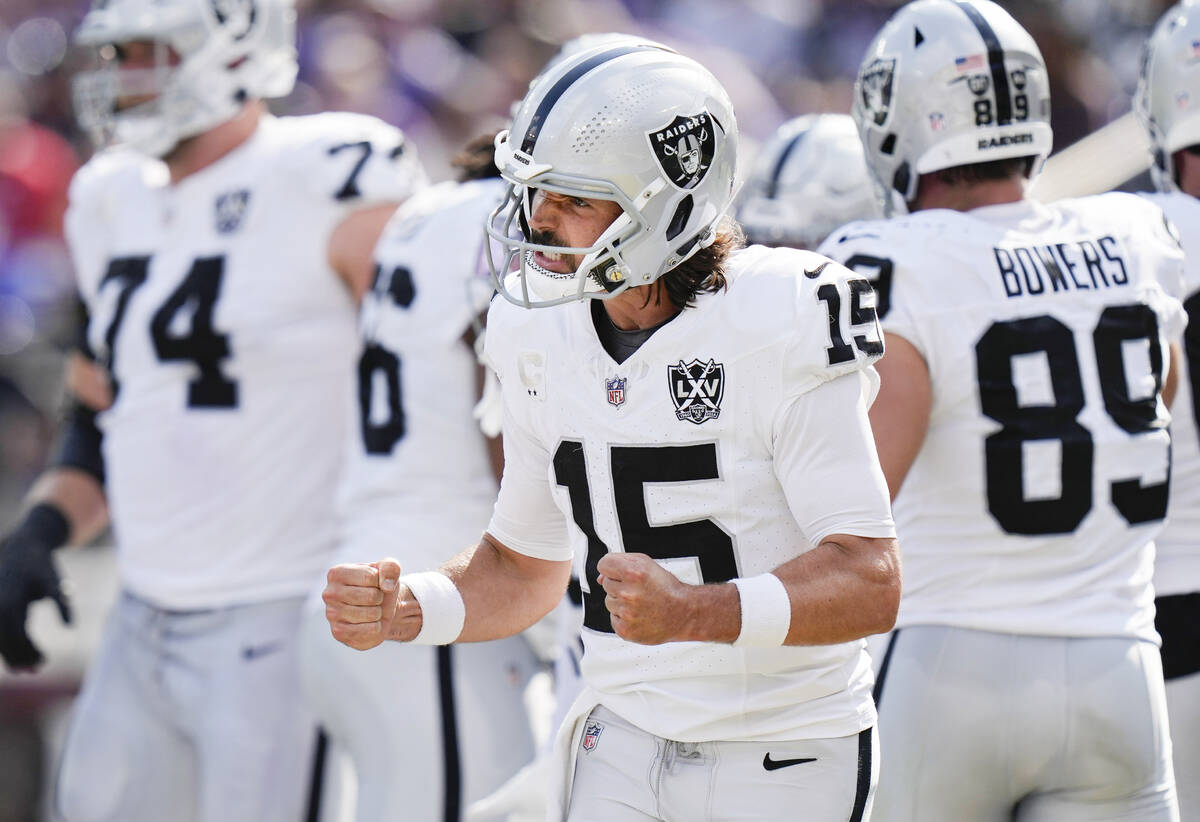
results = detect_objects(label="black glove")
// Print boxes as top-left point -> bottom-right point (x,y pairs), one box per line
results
0,504 -> 72,671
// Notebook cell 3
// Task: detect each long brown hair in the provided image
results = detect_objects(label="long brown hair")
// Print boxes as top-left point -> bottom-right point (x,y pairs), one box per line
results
654,218 -> 745,310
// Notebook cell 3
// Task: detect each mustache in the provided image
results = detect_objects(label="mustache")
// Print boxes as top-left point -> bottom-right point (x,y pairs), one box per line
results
527,228 -> 568,248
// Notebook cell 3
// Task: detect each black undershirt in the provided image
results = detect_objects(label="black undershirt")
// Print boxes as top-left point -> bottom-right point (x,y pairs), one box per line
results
590,300 -> 678,364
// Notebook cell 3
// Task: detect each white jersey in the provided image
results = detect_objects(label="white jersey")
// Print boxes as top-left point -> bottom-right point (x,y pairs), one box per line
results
335,178 -> 504,568
819,194 -> 1185,642
64,112 -> 426,609
484,246 -> 897,743
1140,191 -> 1200,598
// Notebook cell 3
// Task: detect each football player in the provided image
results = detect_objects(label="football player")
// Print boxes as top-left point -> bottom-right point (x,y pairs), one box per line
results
0,0 -> 426,819
737,113 -> 880,250
818,1 -> 1183,819
297,133 -> 544,822
324,41 -> 900,822
1137,4 -> 1200,819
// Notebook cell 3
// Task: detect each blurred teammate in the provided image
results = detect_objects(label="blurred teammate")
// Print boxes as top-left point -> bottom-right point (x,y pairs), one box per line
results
0,0 -> 425,819
1138,4 -> 1200,818
818,1 -> 1182,819
325,41 -> 900,822
299,134 -> 541,822
737,113 -> 880,250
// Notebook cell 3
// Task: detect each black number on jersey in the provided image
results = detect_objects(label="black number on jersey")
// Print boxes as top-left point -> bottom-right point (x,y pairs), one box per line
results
817,278 -> 882,366
150,257 -> 237,408
357,265 -> 416,455
975,305 -> 1169,535
1184,291 -> 1200,439
844,254 -> 893,318
553,440 -> 736,633
97,256 -> 149,398
328,141 -> 374,201
97,256 -> 237,408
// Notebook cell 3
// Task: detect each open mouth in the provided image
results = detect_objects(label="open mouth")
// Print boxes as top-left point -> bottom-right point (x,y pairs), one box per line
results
529,249 -> 574,276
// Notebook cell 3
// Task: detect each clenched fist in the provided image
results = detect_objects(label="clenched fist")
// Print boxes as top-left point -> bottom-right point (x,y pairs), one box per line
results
596,553 -> 698,645
323,558 -> 424,649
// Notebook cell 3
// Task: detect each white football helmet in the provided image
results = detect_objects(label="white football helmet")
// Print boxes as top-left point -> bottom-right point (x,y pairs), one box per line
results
72,0 -> 298,158
737,114 -> 880,249
854,0 -> 1052,215
486,43 -> 739,308
1137,1 -> 1200,192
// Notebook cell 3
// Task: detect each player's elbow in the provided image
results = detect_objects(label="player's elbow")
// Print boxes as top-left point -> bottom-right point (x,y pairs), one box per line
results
859,537 -> 902,635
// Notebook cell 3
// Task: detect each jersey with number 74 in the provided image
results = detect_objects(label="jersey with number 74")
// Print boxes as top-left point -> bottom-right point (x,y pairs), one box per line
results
483,245 -> 897,744
64,111 -> 426,611
819,193 -> 1185,642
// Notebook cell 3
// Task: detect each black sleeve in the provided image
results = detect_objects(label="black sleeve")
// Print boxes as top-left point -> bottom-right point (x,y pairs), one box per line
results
51,401 -> 105,486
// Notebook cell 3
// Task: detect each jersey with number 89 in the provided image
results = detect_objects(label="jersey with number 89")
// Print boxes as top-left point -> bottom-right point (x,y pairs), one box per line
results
64,112 -> 426,610
819,193 -> 1185,642
484,245 -> 896,743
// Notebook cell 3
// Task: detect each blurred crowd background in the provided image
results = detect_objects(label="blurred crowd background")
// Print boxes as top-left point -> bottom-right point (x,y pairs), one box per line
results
0,0 -> 1181,819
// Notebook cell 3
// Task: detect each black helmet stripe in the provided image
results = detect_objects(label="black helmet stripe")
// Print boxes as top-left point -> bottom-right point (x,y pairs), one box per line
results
953,0 -> 1013,125
519,44 -> 667,155
766,126 -> 811,200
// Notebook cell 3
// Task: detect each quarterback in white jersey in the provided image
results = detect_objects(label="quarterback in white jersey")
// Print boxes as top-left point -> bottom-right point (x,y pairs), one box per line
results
324,43 -> 899,822
300,142 -> 542,822
0,1 -> 426,820
818,1 -> 1183,820
1138,5 -> 1200,818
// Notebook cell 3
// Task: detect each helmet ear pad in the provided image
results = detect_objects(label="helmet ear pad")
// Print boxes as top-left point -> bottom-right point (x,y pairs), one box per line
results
852,0 -> 1053,216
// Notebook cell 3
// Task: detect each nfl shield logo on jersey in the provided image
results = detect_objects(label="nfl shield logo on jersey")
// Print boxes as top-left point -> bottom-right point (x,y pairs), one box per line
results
648,112 -> 717,189
669,358 -> 724,425
859,58 -> 895,126
582,720 -> 605,752
215,189 -> 251,234
606,376 -> 627,408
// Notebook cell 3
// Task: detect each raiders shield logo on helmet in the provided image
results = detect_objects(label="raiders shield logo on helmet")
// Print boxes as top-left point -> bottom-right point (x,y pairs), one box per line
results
649,112 -> 717,189
668,358 -> 724,425
859,58 -> 895,127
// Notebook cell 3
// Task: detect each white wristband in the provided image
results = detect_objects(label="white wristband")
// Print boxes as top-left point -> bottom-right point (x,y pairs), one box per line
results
398,572 -> 466,645
731,573 -> 792,647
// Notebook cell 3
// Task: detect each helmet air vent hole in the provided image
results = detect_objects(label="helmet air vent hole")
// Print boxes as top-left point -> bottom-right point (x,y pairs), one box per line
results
880,133 -> 897,155
892,162 -> 910,196
666,194 -> 693,241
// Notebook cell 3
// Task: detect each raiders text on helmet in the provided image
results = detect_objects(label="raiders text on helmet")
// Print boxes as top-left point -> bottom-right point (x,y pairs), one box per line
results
853,0 -> 1052,215
736,113 -> 880,250
486,42 -> 739,308
1138,1 -> 1200,192
72,0 -> 298,157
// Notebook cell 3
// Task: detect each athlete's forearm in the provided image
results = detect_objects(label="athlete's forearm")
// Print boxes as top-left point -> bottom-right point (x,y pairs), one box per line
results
773,534 -> 900,645
445,534 -> 570,643
24,468 -> 109,546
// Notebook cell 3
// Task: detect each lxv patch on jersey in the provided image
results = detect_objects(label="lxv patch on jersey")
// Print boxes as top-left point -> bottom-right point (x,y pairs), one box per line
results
215,189 -> 251,234
669,358 -> 724,425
